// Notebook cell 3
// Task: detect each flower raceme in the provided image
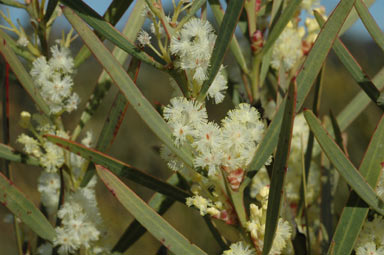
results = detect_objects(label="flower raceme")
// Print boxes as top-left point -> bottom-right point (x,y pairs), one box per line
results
138,15 -> 228,104
30,43 -> 79,114
161,97 -> 268,226
162,97 -> 265,184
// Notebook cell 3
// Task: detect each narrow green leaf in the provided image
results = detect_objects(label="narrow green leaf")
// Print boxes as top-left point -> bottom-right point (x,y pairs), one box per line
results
73,0 -> 135,67
71,0 -> 146,141
270,0 -> 283,25
261,0 -> 301,55
96,166 -> 207,255
62,7 -> 194,168
79,92 -> 130,187
263,82 -> 296,255
0,32 -> 50,116
0,172 -> 55,241
96,93 -> 129,152
80,60 -> 138,187
198,0 -> 245,99
244,0 -> 356,181
0,29 -> 34,63
340,0 -> 376,35
296,0 -> 356,109
315,12 -> 383,111
327,114 -> 384,255
113,173 -> 182,252
329,110 -> 344,151
259,47 -> 273,87
60,0 -> 164,69
337,67 -> 384,131
0,143 -> 39,166
97,59 -> 139,151
46,135 -> 190,203
304,110 -> 384,215
298,66 -> 323,211
209,0 -> 249,74
355,0 -> 384,53
44,0 -> 58,23
102,0 -> 134,25
244,0 -> 256,37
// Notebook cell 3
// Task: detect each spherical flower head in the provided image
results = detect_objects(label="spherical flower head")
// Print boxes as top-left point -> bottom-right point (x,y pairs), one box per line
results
223,103 -> 265,143
17,35 -> 29,47
17,133 -> 42,157
222,242 -> 256,255
38,171 -> 60,214
42,74 -> 73,104
207,66 -> 228,104
170,18 -> 216,83
270,219 -> 292,254
271,21 -> 304,71
40,142 -> 65,172
163,97 -> 208,146
193,149 -> 223,176
355,242 -> 384,255
31,56 -> 51,87
170,121 -> 195,146
54,227 -> 78,255
163,97 -> 207,126
49,44 -> 74,74
193,122 -> 222,153
137,30 -> 151,47
356,214 -> 384,249
64,93 -> 80,113
54,181 -> 103,254
31,44 -> 78,115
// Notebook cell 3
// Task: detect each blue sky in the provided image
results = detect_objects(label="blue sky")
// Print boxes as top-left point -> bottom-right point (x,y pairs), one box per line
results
3,0 -> 384,40
83,0 -> 384,40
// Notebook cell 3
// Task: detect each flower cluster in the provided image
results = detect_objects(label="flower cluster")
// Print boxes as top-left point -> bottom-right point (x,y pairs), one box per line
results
17,111 -> 93,215
271,21 -> 304,71
17,117 -> 67,173
170,18 -> 216,83
222,242 -> 256,255
271,4 -> 326,72
30,43 -> 79,114
186,195 -> 222,217
161,97 -> 267,225
53,177 -> 103,254
246,186 -> 292,254
162,97 -> 265,187
138,11 -> 228,104
355,214 -> 384,254
18,124 -> 65,213
170,18 -> 228,103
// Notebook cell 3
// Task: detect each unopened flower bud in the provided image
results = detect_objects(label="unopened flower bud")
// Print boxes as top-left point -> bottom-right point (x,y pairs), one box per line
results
255,0 -> 262,12
19,111 -> 31,128
207,207 -> 220,217
251,30 -> 264,53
